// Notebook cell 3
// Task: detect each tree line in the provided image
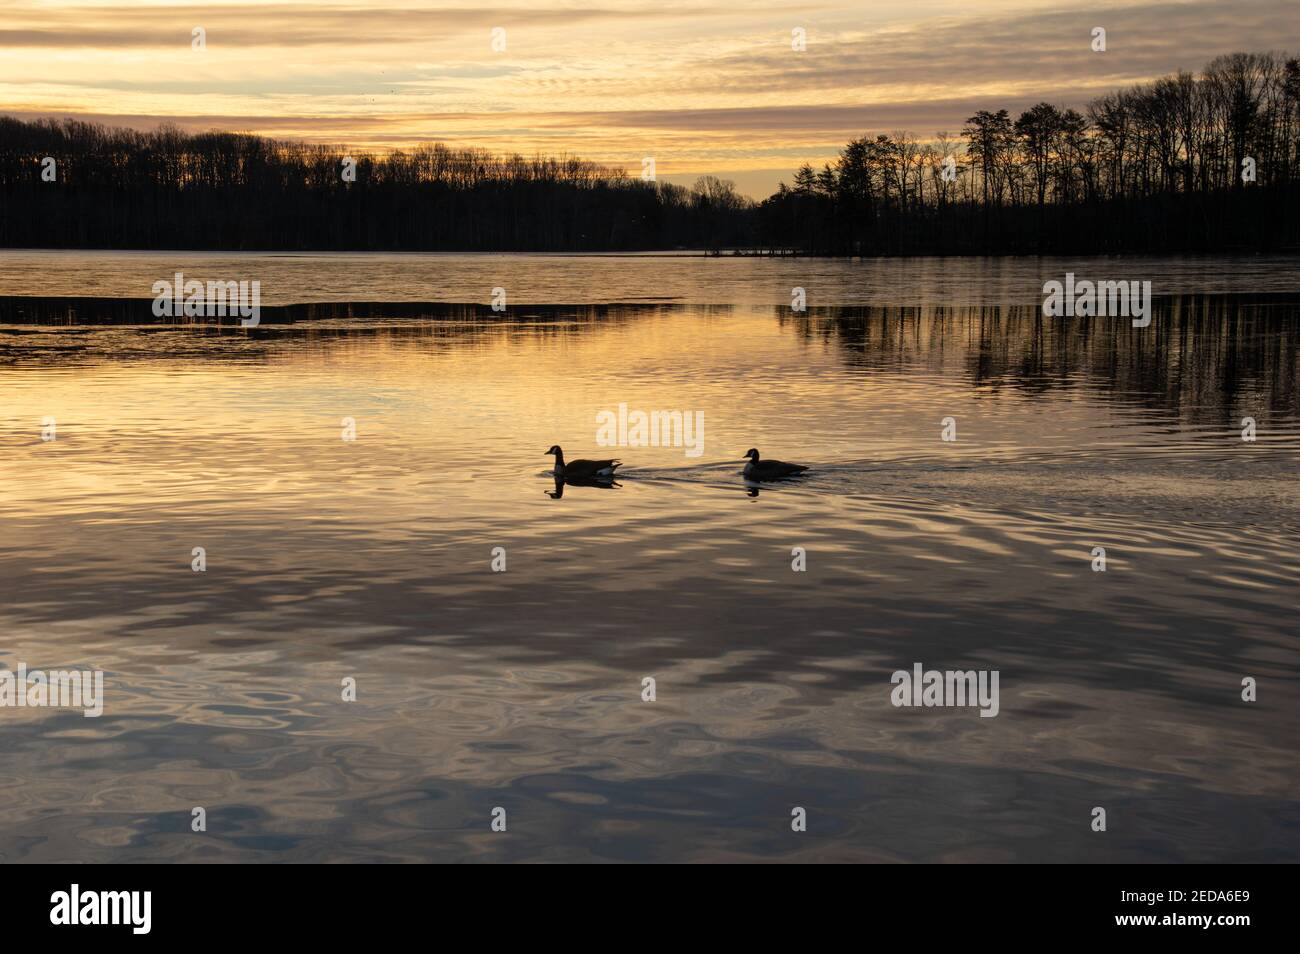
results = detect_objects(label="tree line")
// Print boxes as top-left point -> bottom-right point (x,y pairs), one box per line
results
1,51 -> 1297,254
0,120 -> 753,250
764,51 -> 1300,254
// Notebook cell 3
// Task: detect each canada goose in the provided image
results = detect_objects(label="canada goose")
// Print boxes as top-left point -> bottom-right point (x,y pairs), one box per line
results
741,447 -> 808,480
546,445 -> 621,480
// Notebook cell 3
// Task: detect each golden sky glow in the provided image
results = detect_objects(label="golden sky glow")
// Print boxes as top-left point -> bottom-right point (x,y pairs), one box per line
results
3,0 -> 1298,196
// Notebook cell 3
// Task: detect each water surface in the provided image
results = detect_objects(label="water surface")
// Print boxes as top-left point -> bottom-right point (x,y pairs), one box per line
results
1,252 -> 1297,862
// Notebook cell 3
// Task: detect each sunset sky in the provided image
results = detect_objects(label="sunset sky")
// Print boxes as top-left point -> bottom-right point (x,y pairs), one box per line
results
3,0 -> 1298,196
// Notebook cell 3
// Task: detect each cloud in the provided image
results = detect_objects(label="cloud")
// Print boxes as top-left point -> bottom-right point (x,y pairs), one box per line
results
3,0 -> 1298,195
0,3 -> 760,48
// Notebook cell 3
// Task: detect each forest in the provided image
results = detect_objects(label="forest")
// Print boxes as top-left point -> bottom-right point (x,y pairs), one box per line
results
1,51 -> 1297,254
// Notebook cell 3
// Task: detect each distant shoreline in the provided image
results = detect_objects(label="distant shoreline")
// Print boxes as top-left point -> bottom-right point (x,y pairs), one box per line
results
6,290 -> 1300,327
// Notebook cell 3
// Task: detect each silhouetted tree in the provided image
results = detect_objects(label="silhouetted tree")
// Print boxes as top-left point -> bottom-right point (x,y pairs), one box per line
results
4,49 -> 1300,255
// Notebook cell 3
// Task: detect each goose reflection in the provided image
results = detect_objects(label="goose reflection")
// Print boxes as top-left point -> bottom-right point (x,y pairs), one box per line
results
547,474 -> 622,498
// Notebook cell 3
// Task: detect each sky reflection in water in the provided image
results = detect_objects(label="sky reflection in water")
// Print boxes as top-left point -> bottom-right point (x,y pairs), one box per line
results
1,256 -> 1297,861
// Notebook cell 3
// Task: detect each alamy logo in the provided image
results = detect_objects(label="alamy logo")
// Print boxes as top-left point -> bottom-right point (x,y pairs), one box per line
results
0,663 -> 103,717
1043,273 -> 1151,327
50,885 -> 151,934
596,403 -> 704,457
151,272 -> 261,327
890,663 -> 1000,717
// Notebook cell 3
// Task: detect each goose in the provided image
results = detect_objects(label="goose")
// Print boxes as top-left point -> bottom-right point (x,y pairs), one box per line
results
742,447 -> 808,480
546,445 -> 622,480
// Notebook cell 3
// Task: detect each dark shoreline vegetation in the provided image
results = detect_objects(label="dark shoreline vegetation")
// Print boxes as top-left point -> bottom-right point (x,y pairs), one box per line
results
5,290 -> 1299,323
2,51 -> 1298,255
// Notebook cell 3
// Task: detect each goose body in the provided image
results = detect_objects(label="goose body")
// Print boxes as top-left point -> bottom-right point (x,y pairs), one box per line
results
741,447 -> 808,480
546,444 -> 622,480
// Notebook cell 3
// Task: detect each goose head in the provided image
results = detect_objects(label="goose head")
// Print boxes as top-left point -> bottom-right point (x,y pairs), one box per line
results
741,448 -> 760,462
545,445 -> 561,456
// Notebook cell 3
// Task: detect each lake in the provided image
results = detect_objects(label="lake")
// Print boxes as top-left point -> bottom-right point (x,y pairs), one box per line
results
1,251 -> 1297,862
